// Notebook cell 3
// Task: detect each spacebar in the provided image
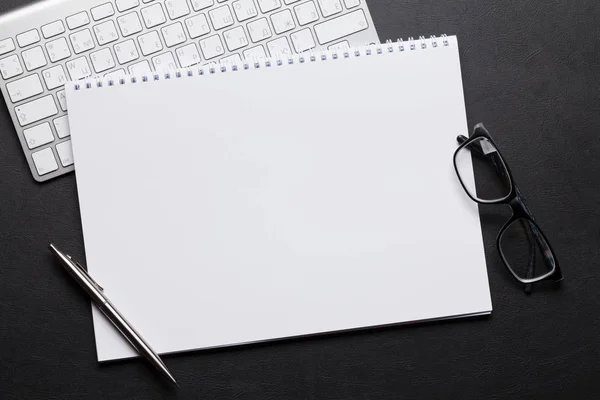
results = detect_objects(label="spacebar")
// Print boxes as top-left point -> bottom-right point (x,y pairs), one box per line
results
314,10 -> 369,45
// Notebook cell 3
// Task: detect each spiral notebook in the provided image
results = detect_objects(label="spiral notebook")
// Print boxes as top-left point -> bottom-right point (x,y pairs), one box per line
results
66,35 -> 492,362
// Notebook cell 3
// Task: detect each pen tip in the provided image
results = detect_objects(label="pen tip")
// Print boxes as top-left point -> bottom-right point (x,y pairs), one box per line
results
163,369 -> 178,386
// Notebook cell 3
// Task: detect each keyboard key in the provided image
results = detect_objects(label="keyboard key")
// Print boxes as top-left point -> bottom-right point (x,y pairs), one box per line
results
161,22 -> 187,47
56,140 -> 74,167
114,40 -> 140,64
41,21 -> 65,39
6,74 -> 43,102
0,38 -> 15,55
15,95 -> 57,126
141,3 -> 167,28
66,57 -> 92,80
128,60 -> 152,74
343,0 -> 359,8
294,1 -> 318,25
243,44 -> 266,59
53,115 -> 71,138
138,31 -> 163,55
31,147 -> 59,176
270,9 -> 295,34
94,20 -> 120,45
290,28 -> 315,52
116,0 -> 140,12
220,53 -> 241,65
152,52 -> 177,71
22,46 -> 47,71
209,5 -> 234,30
66,12 -> 90,30
191,0 -> 214,11
175,43 -> 201,66
317,0 -> 342,17
266,36 -> 291,56
313,9 -> 367,44
199,34 -> 225,59
257,0 -> 281,13
24,122 -> 54,149
16,30 -> 41,47
223,26 -> 248,51
45,37 -> 71,62
104,68 -> 126,80
202,60 -> 218,68
185,14 -> 211,38
327,40 -> 349,51
247,18 -> 272,42
42,65 -> 67,90
0,55 -> 24,79
284,0 -> 301,4
91,3 -> 116,21
91,48 -> 117,72
233,0 -> 258,21
117,12 -> 143,37
57,90 -> 67,111
69,29 -> 96,54
165,0 -> 191,20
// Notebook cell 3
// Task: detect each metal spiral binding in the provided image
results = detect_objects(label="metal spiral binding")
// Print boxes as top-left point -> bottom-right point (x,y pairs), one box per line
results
73,35 -> 450,90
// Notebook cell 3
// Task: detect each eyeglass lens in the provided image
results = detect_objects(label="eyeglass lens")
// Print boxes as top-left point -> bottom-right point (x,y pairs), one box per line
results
455,137 -> 512,202
499,218 -> 556,282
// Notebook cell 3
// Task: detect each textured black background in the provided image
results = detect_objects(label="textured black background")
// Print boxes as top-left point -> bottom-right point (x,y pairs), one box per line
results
1,0 -> 600,399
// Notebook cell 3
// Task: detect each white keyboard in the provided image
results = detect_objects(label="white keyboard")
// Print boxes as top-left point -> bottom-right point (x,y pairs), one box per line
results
0,0 -> 378,182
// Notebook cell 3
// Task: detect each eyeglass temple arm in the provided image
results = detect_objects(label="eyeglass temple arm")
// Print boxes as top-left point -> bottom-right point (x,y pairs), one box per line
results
516,188 -> 556,265
520,189 -> 562,289
521,219 -> 536,294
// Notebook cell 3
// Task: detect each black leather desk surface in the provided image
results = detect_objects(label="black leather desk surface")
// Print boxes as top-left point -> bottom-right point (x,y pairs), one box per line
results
1,0 -> 599,399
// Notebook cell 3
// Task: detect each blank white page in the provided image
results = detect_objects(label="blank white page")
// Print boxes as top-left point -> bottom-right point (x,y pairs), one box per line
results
67,36 -> 492,362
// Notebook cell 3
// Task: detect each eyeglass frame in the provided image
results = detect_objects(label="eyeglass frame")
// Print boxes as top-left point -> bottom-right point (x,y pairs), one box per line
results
452,123 -> 563,287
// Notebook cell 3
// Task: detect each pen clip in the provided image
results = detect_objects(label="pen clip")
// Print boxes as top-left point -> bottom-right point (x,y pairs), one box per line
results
68,255 -> 104,291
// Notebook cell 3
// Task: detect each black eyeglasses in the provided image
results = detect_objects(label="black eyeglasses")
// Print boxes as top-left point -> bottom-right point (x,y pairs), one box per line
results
453,123 -> 563,292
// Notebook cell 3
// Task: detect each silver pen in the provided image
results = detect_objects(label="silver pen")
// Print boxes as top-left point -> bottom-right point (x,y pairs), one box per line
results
49,244 -> 177,385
